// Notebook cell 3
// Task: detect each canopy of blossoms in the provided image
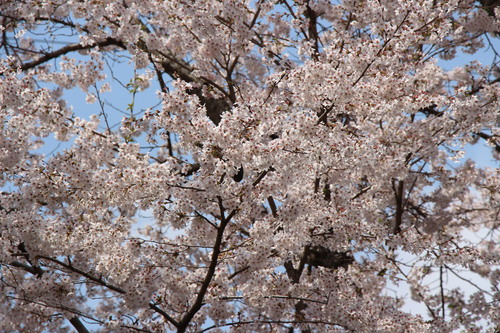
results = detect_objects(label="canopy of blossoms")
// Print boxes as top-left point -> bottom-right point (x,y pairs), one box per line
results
0,0 -> 499,332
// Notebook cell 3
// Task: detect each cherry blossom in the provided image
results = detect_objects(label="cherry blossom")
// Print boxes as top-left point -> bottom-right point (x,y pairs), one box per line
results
0,0 -> 499,332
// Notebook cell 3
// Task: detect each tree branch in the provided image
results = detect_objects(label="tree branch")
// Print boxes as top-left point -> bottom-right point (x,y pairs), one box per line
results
38,255 -> 180,327
391,179 -> 405,235
69,316 -> 90,333
267,196 -> 278,218
19,37 -> 125,72
305,1 -> 320,59
9,260 -> 43,277
351,10 -> 410,87
199,318 -> 350,333
440,265 -> 446,320
177,200 -> 236,332
39,256 -> 126,294
475,131 -> 500,152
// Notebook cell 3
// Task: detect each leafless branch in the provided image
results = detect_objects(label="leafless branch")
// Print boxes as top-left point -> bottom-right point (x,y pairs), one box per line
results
392,179 -> 404,235
177,198 -> 236,332
19,37 -> 125,72
69,316 -> 90,333
352,10 -> 410,87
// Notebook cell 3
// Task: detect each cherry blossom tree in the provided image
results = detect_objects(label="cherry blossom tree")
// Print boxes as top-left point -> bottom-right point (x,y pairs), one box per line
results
0,0 -> 499,332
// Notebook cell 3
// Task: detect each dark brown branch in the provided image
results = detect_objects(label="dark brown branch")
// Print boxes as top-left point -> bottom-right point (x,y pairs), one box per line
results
419,105 -> 500,152
351,185 -> 372,200
248,3 -> 262,29
69,316 -> 90,333
306,246 -> 354,270
199,319 -> 350,333
391,179 -> 404,235
39,255 -> 180,327
217,196 -> 226,221
316,101 -> 335,125
479,0 -> 500,17
284,261 -> 301,284
314,177 -> 320,193
148,303 -> 179,328
149,52 -> 169,93
252,167 -> 274,187
13,243 -> 44,278
440,265 -> 446,320
267,196 -> 278,217
474,131 -> 500,152
297,245 -> 311,278
1,14 -> 80,30
10,252 -> 112,332
284,246 -> 310,284
39,256 -> 126,294
9,260 -> 44,277
19,37 -> 125,71
177,202 -> 236,332
305,1 -> 320,59
228,266 -> 250,280
264,295 -> 327,304
154,49 -> 231,124
195,211 -> 218,229
323,183 -> 331,201
281,0 -> 310,42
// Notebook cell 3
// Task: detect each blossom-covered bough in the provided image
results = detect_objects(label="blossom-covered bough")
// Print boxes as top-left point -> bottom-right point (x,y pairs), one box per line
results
0,0 -> 499,332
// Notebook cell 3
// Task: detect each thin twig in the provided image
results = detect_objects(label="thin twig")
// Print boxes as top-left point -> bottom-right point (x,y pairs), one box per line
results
440,265 -> 446,320
351,11 -> 410,86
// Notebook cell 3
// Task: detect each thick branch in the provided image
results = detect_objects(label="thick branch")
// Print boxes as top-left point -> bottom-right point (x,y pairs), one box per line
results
392,179 -> 404,235
177,203 -> 236,332
9,260 -> 44,277
19,37 -> 125,71
267,196 -> 278,218
154,48 -> 231,124
12,243 -> 44,277
305,1 -> 320,59
69,316 -> 90,333
284,246 -> 310,284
